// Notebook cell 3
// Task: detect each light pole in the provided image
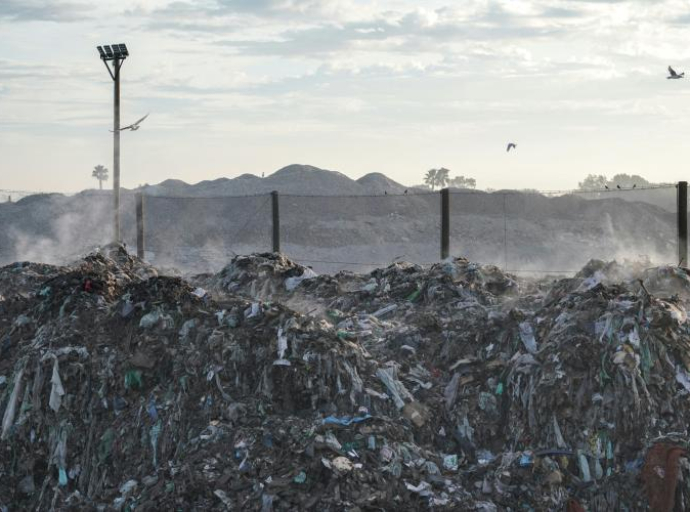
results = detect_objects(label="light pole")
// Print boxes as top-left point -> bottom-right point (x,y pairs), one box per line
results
97,43 -> 129,243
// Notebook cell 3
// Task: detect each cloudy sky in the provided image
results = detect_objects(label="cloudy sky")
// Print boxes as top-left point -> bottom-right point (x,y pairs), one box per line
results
2,0 -> 690,192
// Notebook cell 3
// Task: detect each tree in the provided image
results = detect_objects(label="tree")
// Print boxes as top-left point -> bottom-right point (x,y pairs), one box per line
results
435,168 -> 450,189
578,173 -> 653,190
448,175 -> 477,189
578,174 -> 608,190
424,168 -> 451,190
609,174 -> 651,188
424,169 -> 438,190
92,165 -> 109,190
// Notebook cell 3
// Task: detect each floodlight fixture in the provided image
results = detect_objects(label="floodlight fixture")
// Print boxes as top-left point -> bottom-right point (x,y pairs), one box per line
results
98,43 -> 128,61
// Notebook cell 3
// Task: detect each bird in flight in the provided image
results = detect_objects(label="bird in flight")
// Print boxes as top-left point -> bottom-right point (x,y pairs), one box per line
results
111,113 -> 149,132
506,143 -> 517,152
668,66 -> 684,79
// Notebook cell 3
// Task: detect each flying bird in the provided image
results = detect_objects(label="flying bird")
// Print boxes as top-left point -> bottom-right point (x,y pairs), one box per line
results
111,113 -> 149,132
668,66 -> 684,79
506,143 -> 517,152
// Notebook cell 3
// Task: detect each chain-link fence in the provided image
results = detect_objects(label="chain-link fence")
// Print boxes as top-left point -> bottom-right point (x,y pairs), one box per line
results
143,194 -> 272,272
279,192 -> 439,273
0,185 -> 685,275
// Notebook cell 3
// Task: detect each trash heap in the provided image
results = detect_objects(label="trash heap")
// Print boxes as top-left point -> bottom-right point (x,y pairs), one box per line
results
0,261 -> 68,301
1,249 -> 690,510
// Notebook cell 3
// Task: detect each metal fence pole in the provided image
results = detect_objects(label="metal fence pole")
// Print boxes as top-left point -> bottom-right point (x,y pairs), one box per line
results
679,181 -> 688,266
271,191 -> 280,253
136,192 -> 145,259
113,57 -> 121,243
441,188 -> 450,260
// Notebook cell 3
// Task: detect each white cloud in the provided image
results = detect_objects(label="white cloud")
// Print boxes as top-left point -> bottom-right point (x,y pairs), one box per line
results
2,0 -> 690,191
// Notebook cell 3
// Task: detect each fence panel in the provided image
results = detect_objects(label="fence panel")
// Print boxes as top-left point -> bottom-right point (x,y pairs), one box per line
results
0,191 -> 115,265
279,192 -> 440,273
448,190 -> 508,267
143,194 -> 272,273
447,186 -> 679,275
567,186 -> 678,268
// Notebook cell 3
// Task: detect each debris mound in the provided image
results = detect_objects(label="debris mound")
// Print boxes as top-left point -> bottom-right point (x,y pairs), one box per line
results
1,249 -> 690,510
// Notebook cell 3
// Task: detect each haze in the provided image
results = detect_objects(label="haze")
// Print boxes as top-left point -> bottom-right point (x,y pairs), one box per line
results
2,0 -> 690,193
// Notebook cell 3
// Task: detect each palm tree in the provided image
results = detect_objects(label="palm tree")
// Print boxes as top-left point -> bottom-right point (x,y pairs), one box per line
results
92,165 -> 109,190
424,168 -> 451,190
435,168 -> 450,189
424,169 -> 438,190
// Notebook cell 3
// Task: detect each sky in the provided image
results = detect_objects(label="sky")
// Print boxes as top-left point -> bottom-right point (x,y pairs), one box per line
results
2,0 -> 690,193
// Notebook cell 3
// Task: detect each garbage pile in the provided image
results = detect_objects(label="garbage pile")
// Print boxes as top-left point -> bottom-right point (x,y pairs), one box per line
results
1,248 -> 690,510
0,261 -> 68,301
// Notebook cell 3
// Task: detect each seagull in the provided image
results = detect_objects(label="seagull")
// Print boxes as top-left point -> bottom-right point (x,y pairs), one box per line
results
111,113 -> 149,132
668,66 -> 684,79
506,143 -> 517,152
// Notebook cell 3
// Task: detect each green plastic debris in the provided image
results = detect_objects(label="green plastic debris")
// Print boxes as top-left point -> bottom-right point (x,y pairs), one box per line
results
98,428 -> 115,464
342,441 -> 361,452
495,382 -> 504,395
443,454 -> 459,471
326,310 -> 342,322
406,288 -> 421,302
293,471 -> 307,484
125,370 -> 143,390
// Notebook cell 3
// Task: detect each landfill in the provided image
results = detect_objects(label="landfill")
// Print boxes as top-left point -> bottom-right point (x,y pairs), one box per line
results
1,247 -> 690,510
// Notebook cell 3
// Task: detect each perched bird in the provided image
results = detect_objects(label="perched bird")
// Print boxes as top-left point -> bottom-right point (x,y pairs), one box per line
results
111,113 -> 149,132
384,191 -> 387,195
633,184 -> 637,189
617,185 -> 621,189
506,143 -> 517,152
404,190 -> 408,194
668,66 -> 684,79
605,185 -> 609,190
